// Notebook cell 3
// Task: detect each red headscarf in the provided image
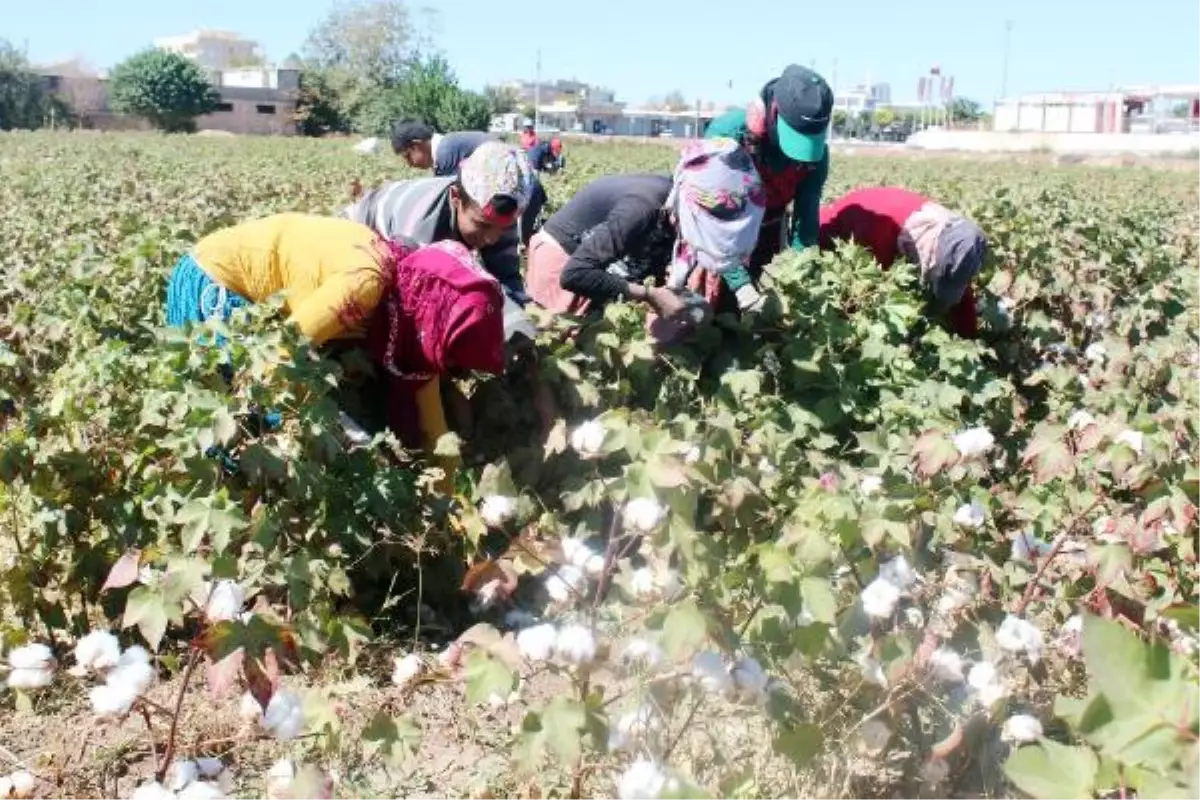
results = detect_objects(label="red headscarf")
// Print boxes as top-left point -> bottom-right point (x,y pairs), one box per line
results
368,239 -> 505,446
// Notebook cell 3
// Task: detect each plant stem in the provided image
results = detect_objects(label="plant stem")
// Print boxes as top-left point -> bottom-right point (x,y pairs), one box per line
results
140,704 -> 161,773
1015,498 -> 1100,614
156,647 -> 201,782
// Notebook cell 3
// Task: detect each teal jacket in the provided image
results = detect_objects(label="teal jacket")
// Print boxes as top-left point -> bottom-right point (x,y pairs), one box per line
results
705,107 -> 829,252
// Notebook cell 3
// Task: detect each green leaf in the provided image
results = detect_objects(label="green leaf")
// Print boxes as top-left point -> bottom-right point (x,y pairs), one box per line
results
661,601 -> 708,658
1004,740 -> 1098,799
362,710 -> 423,766
123,585 -> 180,650
175,497 -> 247,554
1162,604 -> 1200,632
800,578 -> 837,625
464,650 -> 516,706
772,723 -> 823,769
213,408 -> 238,446
541,697 -> 586,764
1022,433 -> 1075,484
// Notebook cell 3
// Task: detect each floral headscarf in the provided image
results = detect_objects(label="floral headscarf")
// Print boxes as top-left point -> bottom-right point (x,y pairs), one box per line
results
664,138 -> 767,289
458,141 -> 536,226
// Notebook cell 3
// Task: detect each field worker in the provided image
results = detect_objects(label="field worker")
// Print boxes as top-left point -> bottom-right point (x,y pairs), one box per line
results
389,119 -> 547,251
344,140 -> 538,308
705,65 -> 834,288
519,119 -> 538,151
526,138 -> 766,340
165,217 -> 513,489
818,187 -> 988,338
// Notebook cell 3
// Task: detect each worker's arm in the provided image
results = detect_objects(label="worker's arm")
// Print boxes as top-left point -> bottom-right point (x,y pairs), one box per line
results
287,269 -> 385,346
789,149 -> 830,251
945,282 -> 981,339
560,199 -> 659,302
479,231 -> 528,304
414,378 -> 459,494
703,109 -> 747,141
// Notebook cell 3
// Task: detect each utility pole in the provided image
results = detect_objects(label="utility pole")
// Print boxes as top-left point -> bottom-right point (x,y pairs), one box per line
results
1000,20 -> 1014,100
534,49 -> 541,132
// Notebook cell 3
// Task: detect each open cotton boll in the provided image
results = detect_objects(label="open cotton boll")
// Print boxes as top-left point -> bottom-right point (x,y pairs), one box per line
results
545,564 -> 586,603
1010,531 -> 1052,563
608,705 -> 665,752
620,638 -> 663,670
89,680 -> 139,717
8,771 -> 35,800
952,427 -> 995,459
996,615 -> 1044,664
630,567 -> 656,599
860,475 -> 883,496
178,781 -> 227,800
879,555 -> 917,590
1057,614 -> 1084,657
239,692 -> 264,722
517,623 -> 558,662
569,419 -> 606,457
74,630 -> 121,673
131,781 -> 177,800
682,444 -> 702,465
169,759 -> 201,791
624,497 -> 666,534
967,661 -> 1006,707
861,578 -> 901,619
5,666 -> 54,690
1002,713 -> 1044,743
107,647 -> 154,697
691,651 -> 733,695
616,758 -> 668,800
204,580 -> 245,622
479,495 -> 517,527
195,758 -> 224,779
927,648 -> 965,683
7,643 -> 54,672
555,624 -> 598,665
953,501 -> 986,529
731,657 -> 769,703
854,651 -> 888,688
1067,410 -> 1096,431
265,759 -> 295,800
1084,342 -> 1107,363
391,653 -> 424,689
262,690 -> 305,741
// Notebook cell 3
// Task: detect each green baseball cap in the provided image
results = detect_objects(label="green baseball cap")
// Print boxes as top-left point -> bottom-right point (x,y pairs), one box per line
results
776,116 -> 828,162
773,65 -> 833,163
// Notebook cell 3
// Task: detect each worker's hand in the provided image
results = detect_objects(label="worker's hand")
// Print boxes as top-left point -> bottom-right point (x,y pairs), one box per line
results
734,284 -> 766,314
646,286 -> 689,322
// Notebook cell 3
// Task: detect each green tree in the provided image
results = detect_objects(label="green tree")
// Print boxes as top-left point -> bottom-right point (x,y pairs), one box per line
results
873,107 -> 896,128
831,108 -> 847,136
663,90 -> 689,111
294,70 -> 352,136
948,97 -> 984,123
108,49 -> 220,132
353,55 -> 488,136
484,84 -> 519,116
0,39 -> 62,130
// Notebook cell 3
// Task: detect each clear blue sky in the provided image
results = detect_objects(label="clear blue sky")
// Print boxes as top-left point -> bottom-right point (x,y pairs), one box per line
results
8,0 -> 1199,105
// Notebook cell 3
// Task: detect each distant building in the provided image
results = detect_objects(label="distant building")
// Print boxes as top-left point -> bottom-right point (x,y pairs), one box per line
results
834,83 -> 891,115
154,30 -> 261,71
993,85 -> 1200,134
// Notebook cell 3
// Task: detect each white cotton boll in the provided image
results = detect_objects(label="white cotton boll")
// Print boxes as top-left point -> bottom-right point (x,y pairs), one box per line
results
391,653 -> 424,689
620,638 -> 663,670
89,681 -> 138,717
517,624 -> 558,662
7,643 -> 54,672
858,718 -> 891,755
1089,311 -> 1111,330
928,648 -> 965,683
953,427 -> 995,459
9,771 -> 35,800
1011,531 -> 1052,564
555,624 -> 598,666
169,759 -> 201,791
854,651 -> 888,688
570,420 -> 607,457
1084,342 -> 1107,363
74,630 -> 121,673
608,705 -> 665,752
879,555 -> 917,590
967,661 -> 1007,707
904,607 -> 926,629
262,690 -> 305,741
503,608 -> 538,630
682,445 -> 702,465
131,781 -> 177,800
6,667 -> 54,689
545,565 -> 586,603
920,758 -> 950,785
757,457 -> 778,477
996,615 -> 1045,664
861,578 -> 901,619
860,475 -> 883,496
655,569 -> 682,600
196,758 -> 224,779
630,567 -> 656,599
479,495 -> 517,527
1115,429 -> 1144,455
616,758 -> 668,800
107,650 -> 154,698
691,651 -> 733,695
239,692 -> 263,722
731,657 -> 769,703
0,777 -> 12,800
1067,410 -> 1096,431
582,553 -> 606,577
178,781 -> 226,800
473,579 -> 504,611
1002,714 -> 1043,743
953,501 -> 986,529
204,580 -> 245,622
265,759 -> 295,800
624,497 -> 666,534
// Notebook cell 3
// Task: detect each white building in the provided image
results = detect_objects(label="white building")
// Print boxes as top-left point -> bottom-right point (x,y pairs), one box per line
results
154,30 -> 261,71
993,86 -> 1200,134
833,83 -> 891,115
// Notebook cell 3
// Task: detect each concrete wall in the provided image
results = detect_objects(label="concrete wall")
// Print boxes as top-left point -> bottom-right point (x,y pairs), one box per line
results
908,129 -> 1200,156
197,98 -> 297,136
